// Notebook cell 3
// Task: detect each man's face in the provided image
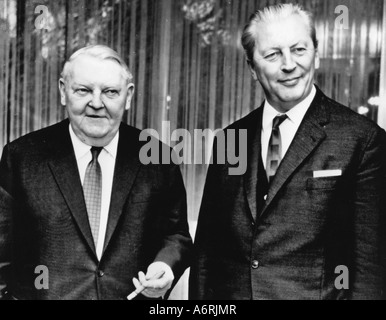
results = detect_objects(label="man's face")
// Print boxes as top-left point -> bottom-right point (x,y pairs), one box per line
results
59,55 -> 134,147
250,14 -> 319,112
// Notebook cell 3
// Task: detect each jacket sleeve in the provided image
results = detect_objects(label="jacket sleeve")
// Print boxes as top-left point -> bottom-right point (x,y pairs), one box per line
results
351,126 -> 386,299
152,152 -> 193,290
0,145 -> 14,300
189,137 -> 223,300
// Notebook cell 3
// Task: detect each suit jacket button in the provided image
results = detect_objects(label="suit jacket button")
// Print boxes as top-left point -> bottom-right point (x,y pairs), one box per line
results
252,260 -> 259,269
97,270 -> 105,277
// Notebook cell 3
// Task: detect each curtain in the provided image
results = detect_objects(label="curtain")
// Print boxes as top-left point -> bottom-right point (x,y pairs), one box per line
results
0,0 -> 384,300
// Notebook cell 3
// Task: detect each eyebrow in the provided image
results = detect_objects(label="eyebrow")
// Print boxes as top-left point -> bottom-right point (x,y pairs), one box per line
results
71,82 -> 90,87
261,46 -> 281,54
262,40 -> 308,52
71,82 -> 123,91
290,41 -> 308,48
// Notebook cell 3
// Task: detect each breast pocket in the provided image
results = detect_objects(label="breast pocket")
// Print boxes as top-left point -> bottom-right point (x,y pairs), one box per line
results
306,177 -> 340,190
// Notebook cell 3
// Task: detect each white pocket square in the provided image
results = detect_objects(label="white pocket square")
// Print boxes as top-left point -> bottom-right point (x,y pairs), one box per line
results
313,170 -> 342,178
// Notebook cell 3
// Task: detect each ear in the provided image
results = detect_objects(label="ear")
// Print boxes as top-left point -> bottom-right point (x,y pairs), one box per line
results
59,79 -> 66,106
125,83 -> 135,110
247,60 -> 258,81
314,50 -> 320,70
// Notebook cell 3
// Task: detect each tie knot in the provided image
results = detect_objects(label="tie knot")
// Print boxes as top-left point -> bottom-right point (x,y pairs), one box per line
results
272,114 -> 288,130
90,147 -> 103,160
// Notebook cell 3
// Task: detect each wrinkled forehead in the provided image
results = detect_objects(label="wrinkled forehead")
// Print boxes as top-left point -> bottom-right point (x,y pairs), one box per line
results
65,55 -> 129,85
253,15 -> 314,50
65,55 -> 128,83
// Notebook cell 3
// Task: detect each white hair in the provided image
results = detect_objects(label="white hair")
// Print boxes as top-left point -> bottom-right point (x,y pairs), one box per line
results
61,45 -> 133,83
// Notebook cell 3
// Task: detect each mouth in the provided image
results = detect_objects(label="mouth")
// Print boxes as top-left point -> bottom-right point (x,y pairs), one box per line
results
86,115 -> 106,119
279,76 -> 302,86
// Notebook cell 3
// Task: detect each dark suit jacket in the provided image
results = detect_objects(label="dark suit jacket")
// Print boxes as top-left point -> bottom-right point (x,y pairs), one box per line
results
190,87 -> 386,300
0,119 -> 192,300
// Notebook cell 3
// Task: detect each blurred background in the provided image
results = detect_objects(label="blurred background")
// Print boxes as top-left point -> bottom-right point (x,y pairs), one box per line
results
1,0 -> 385,299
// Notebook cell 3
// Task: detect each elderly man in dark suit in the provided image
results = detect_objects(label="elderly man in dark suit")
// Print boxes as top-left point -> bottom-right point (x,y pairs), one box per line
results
190,3 -> 386,300
0,45 -> 192,300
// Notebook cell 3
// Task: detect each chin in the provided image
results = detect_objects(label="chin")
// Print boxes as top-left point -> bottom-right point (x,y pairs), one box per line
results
84,129 -> 109,139
280,90 -> 307,103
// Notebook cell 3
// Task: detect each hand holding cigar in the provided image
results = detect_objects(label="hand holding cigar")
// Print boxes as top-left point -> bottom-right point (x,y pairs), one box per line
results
127,270 -> 165,300
127,262 -> 174,300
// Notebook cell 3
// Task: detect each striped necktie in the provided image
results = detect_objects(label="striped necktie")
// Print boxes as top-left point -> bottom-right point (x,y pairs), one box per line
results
266,114 -> 288,183
83,146 -> 103,246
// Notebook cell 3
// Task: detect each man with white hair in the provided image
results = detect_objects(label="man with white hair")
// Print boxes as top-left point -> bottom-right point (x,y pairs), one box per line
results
190,3 -> 386,300
0,45 -> 192,300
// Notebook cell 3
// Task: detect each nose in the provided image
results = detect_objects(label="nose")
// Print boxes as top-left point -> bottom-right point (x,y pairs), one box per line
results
281,50 -> 296,73
89,91 -> 104,109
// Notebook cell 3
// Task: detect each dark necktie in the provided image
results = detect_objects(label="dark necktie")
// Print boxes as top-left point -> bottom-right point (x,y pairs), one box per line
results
266,114 -> 288,183
83,146 -> 103,246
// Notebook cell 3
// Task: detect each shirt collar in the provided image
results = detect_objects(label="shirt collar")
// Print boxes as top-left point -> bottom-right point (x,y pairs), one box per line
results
263,85 -> 316,131
69,124 -> 119,160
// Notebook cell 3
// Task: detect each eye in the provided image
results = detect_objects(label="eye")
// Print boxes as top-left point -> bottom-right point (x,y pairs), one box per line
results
293,47 -> 307,55
74,88 -> 90,96
264,51 -> 281,61
104,89 -> 119,97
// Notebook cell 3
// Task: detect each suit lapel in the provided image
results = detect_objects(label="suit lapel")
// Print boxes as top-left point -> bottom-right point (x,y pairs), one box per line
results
47,120 -> 97,256
102,124 -> 141,253
260,89 -> 329,217
244,106 -> 264,222
47,122 -> 141,257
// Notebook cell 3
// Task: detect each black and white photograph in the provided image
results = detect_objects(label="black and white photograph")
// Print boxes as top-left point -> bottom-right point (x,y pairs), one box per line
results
0,0 -> 385,305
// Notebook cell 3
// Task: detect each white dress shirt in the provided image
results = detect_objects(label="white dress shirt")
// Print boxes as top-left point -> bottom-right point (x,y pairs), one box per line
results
261,85 -> 317,169
69,125 -> 118,260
